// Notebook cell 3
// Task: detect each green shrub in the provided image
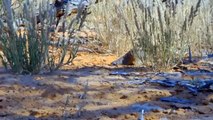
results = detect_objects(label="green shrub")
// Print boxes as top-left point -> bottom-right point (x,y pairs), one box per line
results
0,0 -> 87,74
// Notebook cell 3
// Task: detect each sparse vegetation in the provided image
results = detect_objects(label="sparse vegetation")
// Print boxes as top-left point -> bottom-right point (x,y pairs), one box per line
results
0,1 -> 213,120
88,0 -> 213,70
0,0 -> 88,74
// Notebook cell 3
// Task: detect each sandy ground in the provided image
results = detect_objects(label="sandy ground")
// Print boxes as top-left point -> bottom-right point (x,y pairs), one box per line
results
0,50 -> 213,120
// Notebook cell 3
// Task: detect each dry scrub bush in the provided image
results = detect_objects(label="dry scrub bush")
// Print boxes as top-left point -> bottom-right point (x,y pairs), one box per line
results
0,0 -> 87,74
88,0 -> 133,55
88,0 -> 213,70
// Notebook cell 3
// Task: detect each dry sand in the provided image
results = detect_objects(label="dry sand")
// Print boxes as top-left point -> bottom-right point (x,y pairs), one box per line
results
0,51 -> 213,120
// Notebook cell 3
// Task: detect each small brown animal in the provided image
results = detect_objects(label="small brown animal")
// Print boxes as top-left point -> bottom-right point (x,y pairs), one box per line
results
111,49 -> 135,65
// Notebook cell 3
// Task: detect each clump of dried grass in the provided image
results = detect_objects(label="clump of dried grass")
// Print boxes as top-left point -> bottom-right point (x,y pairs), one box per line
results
88,0 -> 213,70
0,0 -> 88,74
87,0 -> 133,55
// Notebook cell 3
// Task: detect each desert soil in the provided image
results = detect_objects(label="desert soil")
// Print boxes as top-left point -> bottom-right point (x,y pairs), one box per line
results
0,50 -> 213,120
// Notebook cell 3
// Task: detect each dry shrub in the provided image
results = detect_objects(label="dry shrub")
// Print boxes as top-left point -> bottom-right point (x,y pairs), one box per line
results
88,0 -> 213,70
0,0 -> 88,74
88,0 -> 133,55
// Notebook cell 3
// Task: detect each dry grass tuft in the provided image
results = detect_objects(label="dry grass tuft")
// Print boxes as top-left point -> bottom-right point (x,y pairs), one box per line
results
88,0 -> 213,70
